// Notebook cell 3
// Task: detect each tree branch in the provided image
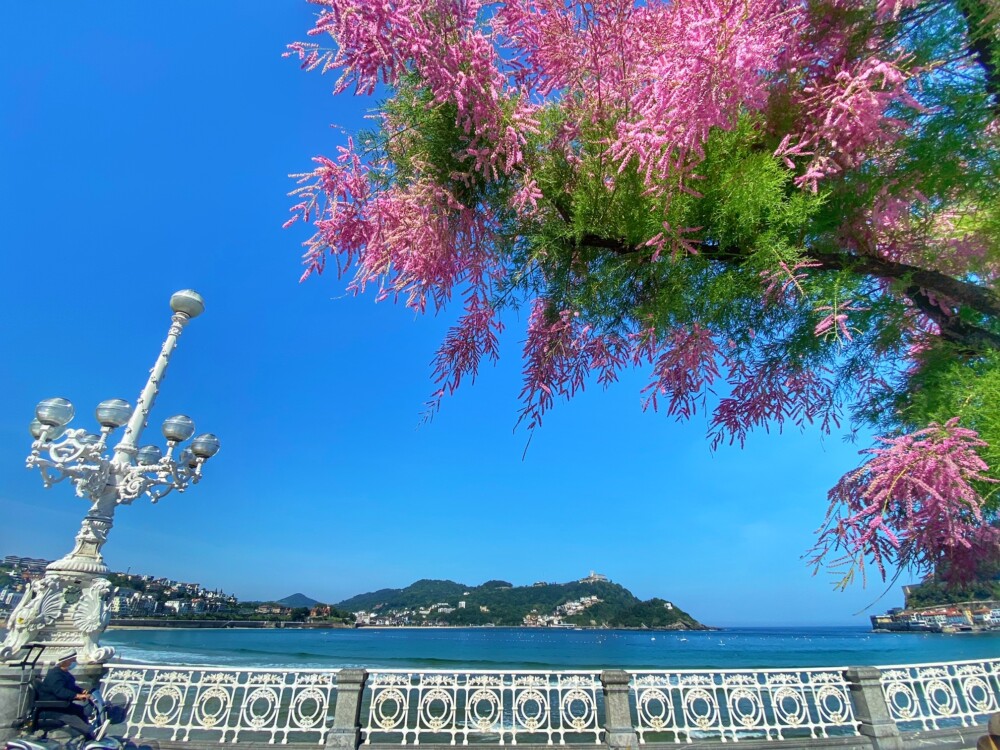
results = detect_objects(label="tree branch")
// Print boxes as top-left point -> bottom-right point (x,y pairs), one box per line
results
806,249 -> 1000,320
955,0 -> 1000,118
576,232 -> 1000,351
903,285 -> 1000,351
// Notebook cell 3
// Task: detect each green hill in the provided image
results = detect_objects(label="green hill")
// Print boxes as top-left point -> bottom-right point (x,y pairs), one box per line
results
278,593 -> 321,608
903,578 -> 1000,609
336,578 -> 707,629
338,579 -> 469,611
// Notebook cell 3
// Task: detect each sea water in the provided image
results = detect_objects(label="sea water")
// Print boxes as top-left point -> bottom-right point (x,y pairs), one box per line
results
101,626 -> 1000,669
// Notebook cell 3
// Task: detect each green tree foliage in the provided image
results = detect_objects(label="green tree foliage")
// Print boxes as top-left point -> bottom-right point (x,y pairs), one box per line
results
904,578 -> 1000,608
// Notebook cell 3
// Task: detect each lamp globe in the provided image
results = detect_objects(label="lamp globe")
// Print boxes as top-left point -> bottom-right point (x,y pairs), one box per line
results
162,415 -> 196,443
36,398 -> 74,427
190,434 -> 221,459
95,399 -> 132,429
136,445 -> 164,465
169,290 -> 205,319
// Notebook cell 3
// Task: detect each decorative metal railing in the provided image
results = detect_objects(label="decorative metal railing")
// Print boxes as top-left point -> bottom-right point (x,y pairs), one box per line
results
101,665 -> 337,744
880,658 -> 1000,732
362,670 -> 603,745
629,668 -> 858,743
98,658 -> 1000,745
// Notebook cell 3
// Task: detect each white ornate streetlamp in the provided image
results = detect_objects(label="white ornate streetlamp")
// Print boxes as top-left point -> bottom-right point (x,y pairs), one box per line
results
0,290 -> 220,665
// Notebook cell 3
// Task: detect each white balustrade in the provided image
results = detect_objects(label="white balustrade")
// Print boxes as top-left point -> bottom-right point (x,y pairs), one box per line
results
879,658 -> 1000,731
362,670 -> 603,745
629,668 -> 858,743
98,659 -> 1000,746
102,664 -> 337,743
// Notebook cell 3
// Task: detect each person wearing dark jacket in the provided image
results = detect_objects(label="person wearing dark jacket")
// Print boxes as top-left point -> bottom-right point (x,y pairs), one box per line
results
36,651 -> 94,741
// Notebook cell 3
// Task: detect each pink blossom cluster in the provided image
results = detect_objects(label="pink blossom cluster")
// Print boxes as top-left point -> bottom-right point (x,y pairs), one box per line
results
874,0 -> 920,20
429,286 -> 505,410
517,300 -> 628,431
814,419 -> 1000,584
289,0 -> 539,181
288,138 -> 501,329
768,0 -> 922,192
287,139 -> 372,280
814,299 -> 868,342
709,359 -> 841,450
632,324 -> 721,418
774,56 -> 917,192
760,259 -> 822,303
643,223 -> 703,261
515,305 -> 848,459
495,0 -> 641,103
611,0 -> 794,189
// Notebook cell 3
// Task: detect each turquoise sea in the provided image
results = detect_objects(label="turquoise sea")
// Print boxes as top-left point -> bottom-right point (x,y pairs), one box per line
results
102,626 -> 1000,670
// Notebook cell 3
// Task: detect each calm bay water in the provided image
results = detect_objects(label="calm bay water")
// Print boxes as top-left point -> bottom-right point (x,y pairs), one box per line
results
102,626 -> 1000,670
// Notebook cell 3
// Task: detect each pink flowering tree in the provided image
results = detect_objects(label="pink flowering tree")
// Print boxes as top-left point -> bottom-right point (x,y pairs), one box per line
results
286,0 -> 1000,586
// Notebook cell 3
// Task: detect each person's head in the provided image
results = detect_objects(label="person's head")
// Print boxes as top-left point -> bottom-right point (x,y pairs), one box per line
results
55,650 -> 77,670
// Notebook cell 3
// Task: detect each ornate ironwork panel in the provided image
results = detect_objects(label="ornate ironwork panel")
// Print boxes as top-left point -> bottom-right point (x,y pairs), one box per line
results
101,664 -> 337,743
629,668 -> 858,743
879,658 -> 1000,731
362,670 -> 603,745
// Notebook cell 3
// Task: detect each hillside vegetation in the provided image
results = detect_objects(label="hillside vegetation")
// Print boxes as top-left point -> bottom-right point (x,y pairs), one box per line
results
905,578 -> 1000,609
337,578 -> 707,629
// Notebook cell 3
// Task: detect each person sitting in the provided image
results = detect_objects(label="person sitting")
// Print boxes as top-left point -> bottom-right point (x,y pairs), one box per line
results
36,650 -> 95,742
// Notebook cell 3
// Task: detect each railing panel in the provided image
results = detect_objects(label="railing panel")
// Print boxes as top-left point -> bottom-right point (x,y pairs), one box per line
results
879,658 -> 1000,732
361,670 -> 603,745
630,669 -> 859,743
97,658 -> 1000,745
102,664 -> 338,744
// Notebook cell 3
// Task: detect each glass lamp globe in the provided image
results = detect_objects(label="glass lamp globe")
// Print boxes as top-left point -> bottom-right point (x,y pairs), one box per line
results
170,290 -> 205,319
178,447 -> 198,468
95,399 -> 132,428
136,445 -> 163,465
28,419 -> 65,441
190,433 -> 221,459
79,433 -> 101,446
36,397 -> 74,427
162,415 -> 196,443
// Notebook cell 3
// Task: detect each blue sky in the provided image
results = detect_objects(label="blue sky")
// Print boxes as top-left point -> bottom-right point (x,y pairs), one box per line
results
0,2 -> 913,626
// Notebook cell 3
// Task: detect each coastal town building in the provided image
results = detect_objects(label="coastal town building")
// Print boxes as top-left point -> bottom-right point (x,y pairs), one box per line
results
2,556 -> 51,573
0,558 -> 240,620
255,604 -> 292,616
871,600 -> 1000,633
0,587 -> 22,610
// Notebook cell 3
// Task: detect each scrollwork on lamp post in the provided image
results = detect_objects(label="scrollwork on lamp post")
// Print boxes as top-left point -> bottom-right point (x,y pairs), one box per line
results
0,290 -> 220,665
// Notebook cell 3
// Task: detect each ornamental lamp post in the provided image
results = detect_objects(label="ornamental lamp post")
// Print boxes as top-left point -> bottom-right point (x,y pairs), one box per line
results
0,290 -> 220,665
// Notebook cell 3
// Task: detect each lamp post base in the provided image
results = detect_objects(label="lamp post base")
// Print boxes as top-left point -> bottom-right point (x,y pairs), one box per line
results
0,571 -> 114,666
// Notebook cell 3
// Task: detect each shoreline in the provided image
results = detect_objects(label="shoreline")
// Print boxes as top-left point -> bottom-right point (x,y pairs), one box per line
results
108,619 -> 354,630
107,620 -> 718,632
